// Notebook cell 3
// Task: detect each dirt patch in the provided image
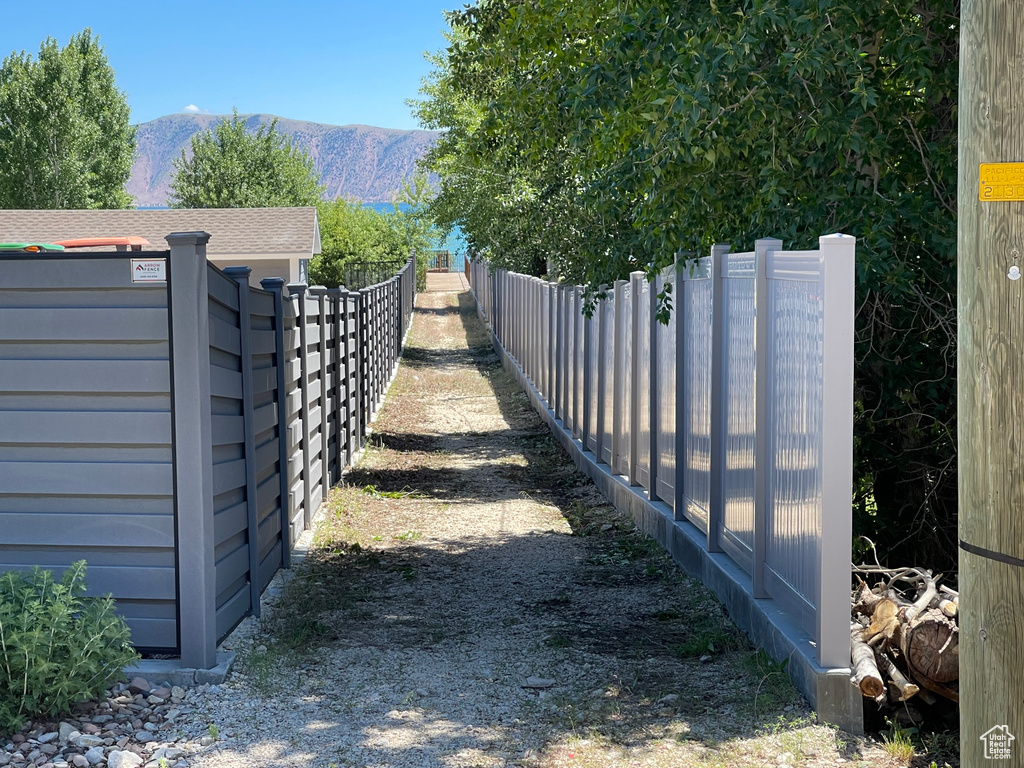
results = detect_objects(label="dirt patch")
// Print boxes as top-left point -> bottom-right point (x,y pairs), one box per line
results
180,288 -> 941,768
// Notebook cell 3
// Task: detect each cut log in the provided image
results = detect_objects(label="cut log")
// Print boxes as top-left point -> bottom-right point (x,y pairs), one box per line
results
850,563 -> 960,711
905,576 -> 938,623
863,598 -> 901,647
878,654 -> 920,701
936,597 -> 958,618
851,624 -> 885,698
903,607 -> 959,683
853,581 -> 883,617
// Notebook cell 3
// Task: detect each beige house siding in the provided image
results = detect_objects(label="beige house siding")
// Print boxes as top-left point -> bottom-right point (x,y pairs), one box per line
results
211,256 -> 297,286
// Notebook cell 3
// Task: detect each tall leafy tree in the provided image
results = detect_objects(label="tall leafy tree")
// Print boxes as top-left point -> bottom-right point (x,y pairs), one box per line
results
0,29 -> 135,209
170,110 -> 325,208
416,0 -> 960,571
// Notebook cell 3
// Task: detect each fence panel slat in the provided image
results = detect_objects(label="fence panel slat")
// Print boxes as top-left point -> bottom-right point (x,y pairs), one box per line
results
466,231 -> 854,672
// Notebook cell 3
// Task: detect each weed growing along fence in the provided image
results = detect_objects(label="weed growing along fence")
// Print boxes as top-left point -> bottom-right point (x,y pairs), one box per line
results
469,234 -> 857,723
0,234 -> 415,669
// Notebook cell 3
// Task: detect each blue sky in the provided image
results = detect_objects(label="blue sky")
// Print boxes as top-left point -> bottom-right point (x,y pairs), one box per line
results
0,0 -> 460,130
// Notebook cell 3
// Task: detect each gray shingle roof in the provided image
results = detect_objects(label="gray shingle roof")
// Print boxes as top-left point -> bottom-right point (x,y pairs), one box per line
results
0,207 -> 320,255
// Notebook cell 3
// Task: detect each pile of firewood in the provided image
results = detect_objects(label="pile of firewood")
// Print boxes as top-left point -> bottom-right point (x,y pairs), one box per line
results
851,565 -> 959,708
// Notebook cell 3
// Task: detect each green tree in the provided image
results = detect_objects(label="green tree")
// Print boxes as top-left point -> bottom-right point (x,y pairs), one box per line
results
312,198 -> 400,287
0,29 -> 135,209
415,0 -> 959,572
170,110 -> 325,208
310,185 -> 437,290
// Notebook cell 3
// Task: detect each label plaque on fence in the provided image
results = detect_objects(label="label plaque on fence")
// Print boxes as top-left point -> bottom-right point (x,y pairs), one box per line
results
979,163 -> 1024,201
131,259 -> 166,283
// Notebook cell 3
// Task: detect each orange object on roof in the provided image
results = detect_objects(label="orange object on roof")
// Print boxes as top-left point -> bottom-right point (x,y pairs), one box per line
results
55,236 -> 151,250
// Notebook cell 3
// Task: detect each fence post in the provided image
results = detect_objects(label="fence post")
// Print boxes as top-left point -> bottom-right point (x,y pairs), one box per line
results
595,287 -> 608,463
309,286 -> 330,501
352,290 -> 365,446
536,281 -> 542,391
528,278 -> 535,379
502,271 -> 509,349
331,288 -> 348,471
362,287 -> 373,419
547,283 -> 556,404
649,270 -> 660,498
557,286 -> 565,423
572,286 -> 583,439
490,267 -> 497,336
515,276 -> 521,362
289,282 -> 312,530
517,276 -> 523,361
512,276 -> 518,360
817,233 -> 855,667
565,284 -> 573,428
389,278 -> 398,378
612,279 -> 627,476
260,277 -> 292,568
752,237 -> 782,599
225,267 -> 262,619
376,285 -> 385,409
673,255 -> 687,522
394,277 -> 402,370
628,271 -> 644,486
707,244 -> 731,553
166,231 -> 217,669
582,289 -> 593,452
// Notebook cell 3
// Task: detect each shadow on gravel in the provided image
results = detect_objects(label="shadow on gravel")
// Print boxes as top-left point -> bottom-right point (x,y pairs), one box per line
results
220,289 -> 913,768
343,428 -> 585,504
344,290 -> 598,514
250,518 -> 820,764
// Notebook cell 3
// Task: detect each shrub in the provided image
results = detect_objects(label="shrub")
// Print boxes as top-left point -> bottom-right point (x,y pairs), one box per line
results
0,561 -> 139,735
415,252 -> 428,292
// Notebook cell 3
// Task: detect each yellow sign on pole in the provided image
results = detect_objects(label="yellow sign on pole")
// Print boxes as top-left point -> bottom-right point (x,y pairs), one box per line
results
979,163 -> 1024,200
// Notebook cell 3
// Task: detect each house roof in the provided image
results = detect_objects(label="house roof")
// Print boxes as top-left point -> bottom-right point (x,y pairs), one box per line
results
0,207 -> 321,256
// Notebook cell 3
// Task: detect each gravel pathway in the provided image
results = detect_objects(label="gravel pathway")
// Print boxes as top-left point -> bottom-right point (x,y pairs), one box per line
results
170,284 -> 891,768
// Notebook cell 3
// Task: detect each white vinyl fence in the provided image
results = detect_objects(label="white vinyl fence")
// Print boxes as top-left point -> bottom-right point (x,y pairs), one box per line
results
469,235 -> 855,669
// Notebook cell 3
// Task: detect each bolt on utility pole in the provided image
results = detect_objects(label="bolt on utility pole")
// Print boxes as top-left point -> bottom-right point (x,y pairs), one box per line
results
959,2 -> 1024,764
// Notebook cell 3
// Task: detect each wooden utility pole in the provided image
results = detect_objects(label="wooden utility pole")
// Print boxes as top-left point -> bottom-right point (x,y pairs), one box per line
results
960,2 -> 1024,764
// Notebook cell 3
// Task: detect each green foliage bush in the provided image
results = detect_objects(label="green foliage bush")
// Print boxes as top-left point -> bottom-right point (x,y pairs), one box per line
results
414,0 -> 960,572
0,561 -> 139,735
311,174 -> 440,290
415,253 -> 428,293
311,198 -> 405,287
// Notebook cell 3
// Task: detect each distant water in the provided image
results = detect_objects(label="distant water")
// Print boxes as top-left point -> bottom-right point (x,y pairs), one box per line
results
138,202 -> 467,255
365,202 -> 468,255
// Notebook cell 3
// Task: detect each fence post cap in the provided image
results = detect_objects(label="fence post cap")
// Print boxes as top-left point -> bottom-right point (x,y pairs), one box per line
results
286,282 -> 308,296
222,265 -> 252,279
819,232 -> 857,251
308,285 -> 329,296
260,277 -> 286,292
165,231 -> 211,247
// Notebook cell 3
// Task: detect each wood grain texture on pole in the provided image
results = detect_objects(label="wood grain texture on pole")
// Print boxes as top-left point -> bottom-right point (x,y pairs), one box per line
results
959,2 -> 1024,763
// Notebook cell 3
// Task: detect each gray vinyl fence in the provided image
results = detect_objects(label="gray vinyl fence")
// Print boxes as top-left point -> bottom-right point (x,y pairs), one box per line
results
469,235 -> 855,671
0,232 -> 416,667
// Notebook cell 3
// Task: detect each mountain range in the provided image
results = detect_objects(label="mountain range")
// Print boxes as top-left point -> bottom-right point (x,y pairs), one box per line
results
128,113 -> 439,207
